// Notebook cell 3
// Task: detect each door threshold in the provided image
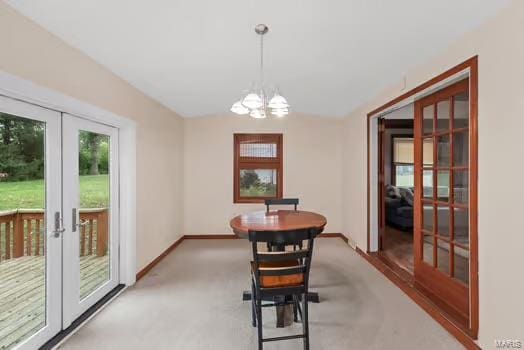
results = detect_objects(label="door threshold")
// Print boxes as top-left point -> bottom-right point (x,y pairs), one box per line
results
356,248 -> 479,349
375,251 -> 414,284
41,284 -> 126,350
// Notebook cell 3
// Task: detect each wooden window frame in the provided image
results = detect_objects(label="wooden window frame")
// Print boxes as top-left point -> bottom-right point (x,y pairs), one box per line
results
391,134 -> 414,187
233,133 -> 283,203
366,56 -> 479,341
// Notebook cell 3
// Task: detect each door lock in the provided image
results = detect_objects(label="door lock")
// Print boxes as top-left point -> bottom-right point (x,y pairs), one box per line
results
52,212 -> 65,238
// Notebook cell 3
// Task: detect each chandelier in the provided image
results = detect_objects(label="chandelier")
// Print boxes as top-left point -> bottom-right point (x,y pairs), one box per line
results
230,24 -> 289,118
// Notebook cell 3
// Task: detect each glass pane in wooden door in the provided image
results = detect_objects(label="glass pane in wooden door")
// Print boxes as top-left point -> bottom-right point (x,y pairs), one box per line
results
0,113 -> 46,348
417,87 -> 470,285
78,131 -> 110,300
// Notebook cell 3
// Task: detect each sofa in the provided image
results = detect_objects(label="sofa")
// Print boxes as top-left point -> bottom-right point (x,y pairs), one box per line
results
385,185 -> 414,231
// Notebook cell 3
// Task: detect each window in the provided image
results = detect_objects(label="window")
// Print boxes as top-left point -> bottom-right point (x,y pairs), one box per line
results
392,137 -> 432,188
234,133 -> 283,203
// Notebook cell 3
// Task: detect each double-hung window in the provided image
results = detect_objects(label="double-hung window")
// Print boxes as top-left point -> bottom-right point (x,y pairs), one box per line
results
233,133 -> 283,203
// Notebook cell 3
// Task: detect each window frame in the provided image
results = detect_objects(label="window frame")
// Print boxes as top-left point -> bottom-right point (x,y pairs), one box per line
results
233,133 -> 283,203
391,134 -> 414,187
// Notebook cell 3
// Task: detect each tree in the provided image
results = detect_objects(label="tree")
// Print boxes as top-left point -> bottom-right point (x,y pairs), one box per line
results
240,170 -> 260,189
88,133 -> 102,175
0,113 -> 44,181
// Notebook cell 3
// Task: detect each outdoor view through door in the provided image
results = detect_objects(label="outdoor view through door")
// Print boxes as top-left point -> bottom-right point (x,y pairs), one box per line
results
0,95 -> 121,350
77,131 -> 110,300
0,113 -> 48,349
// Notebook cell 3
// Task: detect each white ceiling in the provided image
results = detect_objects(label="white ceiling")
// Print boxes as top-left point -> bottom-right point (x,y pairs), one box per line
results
6,0 -> 510,118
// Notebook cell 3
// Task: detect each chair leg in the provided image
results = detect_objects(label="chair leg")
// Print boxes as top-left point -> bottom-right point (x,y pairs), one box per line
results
302,293 -> 309,350
251,279 -> 257,327
293,296 -> 297,322
256,296 -> 263,350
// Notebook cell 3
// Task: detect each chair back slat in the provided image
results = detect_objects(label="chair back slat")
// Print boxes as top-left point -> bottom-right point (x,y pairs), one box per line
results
249,228 -> 315,292
265,198 -> 299,212
248,229 -> 311,244
257,249 -> 308,262
258,265 -> 306,276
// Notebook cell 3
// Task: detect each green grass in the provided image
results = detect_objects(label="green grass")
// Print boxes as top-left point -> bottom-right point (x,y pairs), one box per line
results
240,185 -> 277,197
0,175 -> 109,211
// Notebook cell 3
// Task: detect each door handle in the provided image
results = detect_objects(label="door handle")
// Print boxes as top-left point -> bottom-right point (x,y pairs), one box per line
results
52,212 -> 65,238
72,208 -> 88,232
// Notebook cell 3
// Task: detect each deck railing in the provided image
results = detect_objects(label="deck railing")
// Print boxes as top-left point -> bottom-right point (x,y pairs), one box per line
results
0,208 -> 108,262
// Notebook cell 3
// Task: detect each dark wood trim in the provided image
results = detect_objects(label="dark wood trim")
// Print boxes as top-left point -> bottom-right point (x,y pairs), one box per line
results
367,56 -> 479,338
136,233 -> 350,281
184,234 -> 240,239
136,235 -> 185,281
367,57 -> 477,118
355,247 -> 480,350
384,119 -> 414,129
233,133 -> 284,204
318,233 -> 349,243
469,57 -> 479,338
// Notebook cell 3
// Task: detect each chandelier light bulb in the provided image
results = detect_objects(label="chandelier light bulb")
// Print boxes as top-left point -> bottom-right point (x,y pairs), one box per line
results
230,101 -> 249,115
268,94 -> 289,109
271,108 -> 289,117
250,109 -> 267,119
242,93 -> 263,110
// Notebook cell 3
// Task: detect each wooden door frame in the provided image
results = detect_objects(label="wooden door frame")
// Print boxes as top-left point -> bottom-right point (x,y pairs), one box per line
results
366,56 -> 478,338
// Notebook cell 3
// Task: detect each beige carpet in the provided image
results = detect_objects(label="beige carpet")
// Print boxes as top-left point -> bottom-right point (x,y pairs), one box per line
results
58,239 -> 463,350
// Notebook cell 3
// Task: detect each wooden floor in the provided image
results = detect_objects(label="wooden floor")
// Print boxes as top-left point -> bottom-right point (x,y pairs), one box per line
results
0,255 -> 109,350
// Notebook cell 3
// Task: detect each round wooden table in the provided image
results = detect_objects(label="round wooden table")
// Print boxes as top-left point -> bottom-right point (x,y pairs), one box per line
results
230,210 -> 327,238
230,210 -> 327,327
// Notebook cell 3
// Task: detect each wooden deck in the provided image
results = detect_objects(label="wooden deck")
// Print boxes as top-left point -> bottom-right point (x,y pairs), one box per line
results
0,255 -> 109,350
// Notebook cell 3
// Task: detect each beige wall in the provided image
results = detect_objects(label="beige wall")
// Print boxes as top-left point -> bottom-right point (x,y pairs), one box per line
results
0,3 -> 185,272
184,114 -> 343,234
341,0 -> 524,346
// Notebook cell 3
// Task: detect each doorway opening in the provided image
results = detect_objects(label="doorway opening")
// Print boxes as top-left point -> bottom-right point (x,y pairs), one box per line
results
378,104 -> 415,275
367,57 -> 478,338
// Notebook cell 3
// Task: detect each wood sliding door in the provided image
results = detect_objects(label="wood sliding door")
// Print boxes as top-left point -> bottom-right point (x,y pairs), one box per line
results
413,78 -> 476,331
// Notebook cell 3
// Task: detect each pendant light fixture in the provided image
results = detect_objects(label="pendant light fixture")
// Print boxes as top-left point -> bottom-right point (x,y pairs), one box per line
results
230,24 -> 289,118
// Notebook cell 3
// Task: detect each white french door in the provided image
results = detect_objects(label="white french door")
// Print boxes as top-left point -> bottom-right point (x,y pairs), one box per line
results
0,97 -> 120,349
0,96 -> 62,350
62,114 -> 119,327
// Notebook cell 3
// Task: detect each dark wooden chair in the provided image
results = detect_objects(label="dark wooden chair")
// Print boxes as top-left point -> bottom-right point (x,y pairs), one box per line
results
264,198 -> 301,251
264,198 -> 299,213
249,228 -> 315,350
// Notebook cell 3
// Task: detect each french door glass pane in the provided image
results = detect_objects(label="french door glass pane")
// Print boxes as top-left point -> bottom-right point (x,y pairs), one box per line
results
454,246 -> 470,284
436,206 -> 450,238
437,134 -> 450,166
437,170 -> 450,200
436,100 -> 450,132
423,234 -> 434,265
453,92 -> 469,129
453,208 -> 469,248
239,169 -> 277,197
423,169 -> 433,199
453,170 -> 469,204
436,239 -> 450,275
453,132 -> 469,167
423,138 -> 433,165
423,105 -> 434,135
78,131 -> 110,300
0,113 -> 46,348
422,204 -> 434,232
